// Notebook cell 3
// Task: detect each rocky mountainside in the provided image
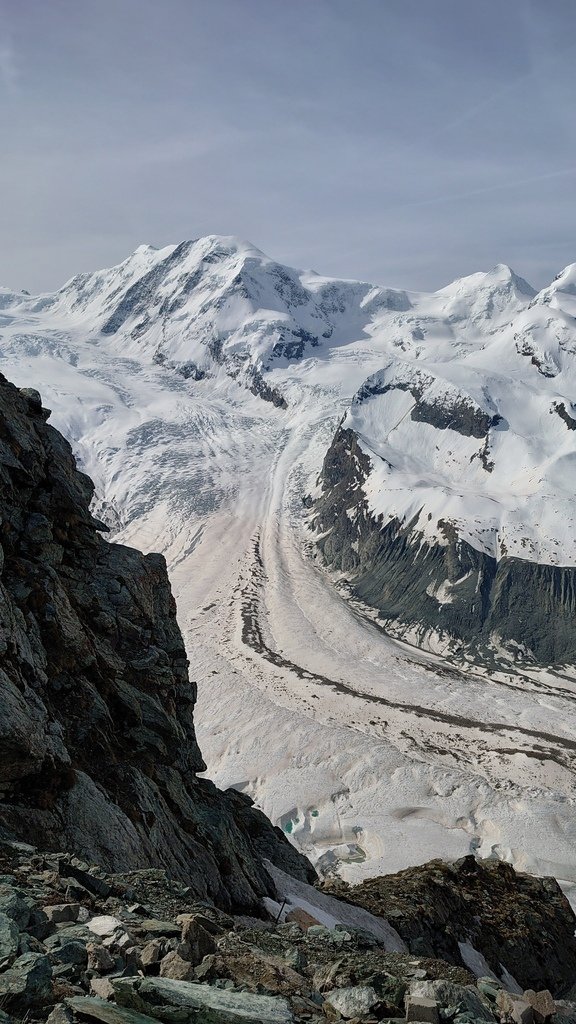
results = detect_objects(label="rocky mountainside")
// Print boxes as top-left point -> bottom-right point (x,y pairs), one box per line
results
0,373 -> 313,912
324,856 -> 576,994
0,836 -> 575,1023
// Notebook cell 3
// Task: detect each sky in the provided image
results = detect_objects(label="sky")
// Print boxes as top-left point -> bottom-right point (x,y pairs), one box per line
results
1,0 -> 576,293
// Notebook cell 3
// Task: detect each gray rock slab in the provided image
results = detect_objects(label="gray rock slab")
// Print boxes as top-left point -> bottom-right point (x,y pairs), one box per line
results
114,974 -> 294,1022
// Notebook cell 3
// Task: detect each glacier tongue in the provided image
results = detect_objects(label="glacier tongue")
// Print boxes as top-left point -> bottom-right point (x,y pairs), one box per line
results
1,237 -> 576,900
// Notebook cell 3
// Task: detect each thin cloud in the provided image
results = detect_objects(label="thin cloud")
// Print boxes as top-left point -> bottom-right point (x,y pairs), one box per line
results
392,166 -> 576,213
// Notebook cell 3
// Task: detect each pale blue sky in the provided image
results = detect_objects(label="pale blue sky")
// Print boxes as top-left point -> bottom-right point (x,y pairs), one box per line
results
1,0 -> 575,292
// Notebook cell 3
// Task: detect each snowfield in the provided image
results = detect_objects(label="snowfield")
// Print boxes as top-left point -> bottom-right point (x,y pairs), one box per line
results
2,237 -> 576,900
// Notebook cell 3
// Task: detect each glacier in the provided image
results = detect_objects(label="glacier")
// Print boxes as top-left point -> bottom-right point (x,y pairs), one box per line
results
1,236 -> 576,904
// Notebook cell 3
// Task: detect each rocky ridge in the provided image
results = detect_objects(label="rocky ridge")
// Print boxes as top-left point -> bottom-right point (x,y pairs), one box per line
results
0,373 -> 312,911
0,837 -> 575,1024
323,856 -> 576,994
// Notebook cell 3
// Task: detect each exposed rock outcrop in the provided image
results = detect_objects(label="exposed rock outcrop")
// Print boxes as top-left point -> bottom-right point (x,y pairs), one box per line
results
0,374 -> 313,912
1,839 -> 575,1023
313,426 -> 576,666
322,856 -> 576,996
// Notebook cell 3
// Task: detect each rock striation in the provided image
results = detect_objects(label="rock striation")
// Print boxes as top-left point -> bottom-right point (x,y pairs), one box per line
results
0,374 -> 313,912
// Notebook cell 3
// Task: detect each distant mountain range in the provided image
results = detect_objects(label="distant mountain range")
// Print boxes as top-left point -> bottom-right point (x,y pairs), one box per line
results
3,237 -> 576,666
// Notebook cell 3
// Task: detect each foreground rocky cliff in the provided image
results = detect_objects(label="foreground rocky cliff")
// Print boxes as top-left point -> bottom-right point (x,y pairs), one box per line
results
0,374 -> 313,912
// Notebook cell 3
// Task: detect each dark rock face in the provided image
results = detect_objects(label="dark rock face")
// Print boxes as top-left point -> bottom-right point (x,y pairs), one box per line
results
353,378 -> 499,439
0,374 -> 313,911
554,402 -> 576,431
410,395 -> 500,438
323,856 -> 576,997
249,370 -> 288,409
313,426 -> 576,666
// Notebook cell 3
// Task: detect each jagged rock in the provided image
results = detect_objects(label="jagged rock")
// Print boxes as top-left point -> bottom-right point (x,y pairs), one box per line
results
477,978 -> 503,1001
87,941 -> 116,973
0,373 -> 314,912
46,1007 -> 76,1024
113,974 -> 295,1022
45,903 -> 85,924
325,983 -> 379,1018
285,908 -> 321,931
0,909 -> 19,966
405,995 -> 441,1023
323,858 -> 576,995
46,924 -> 92,949
52,940 -> 89,966
89,916 -> 124,938
178,913 -> 217,964
497,990 -> 535,1024
139,938 -> 166,967
409,981 -> 494,1021
49,998 -> 162,1023
0,884 -> 34,928
89,977 -> 116,999
0,950 -> 52,1011
553,1000 -> 576,1024
59,860 -> 112,898
524,991 -> 556,1024
140,918 -> 180,938
158,949 -> 196,980
192,948 -> 309,997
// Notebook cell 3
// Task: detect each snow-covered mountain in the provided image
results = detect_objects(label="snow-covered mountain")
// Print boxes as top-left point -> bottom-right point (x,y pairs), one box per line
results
2,237 -> 576,900
313,262 -> 576,665
20,235 -> 408,404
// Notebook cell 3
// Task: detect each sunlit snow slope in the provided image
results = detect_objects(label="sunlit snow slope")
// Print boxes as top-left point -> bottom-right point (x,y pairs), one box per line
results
2,237 -> 576,899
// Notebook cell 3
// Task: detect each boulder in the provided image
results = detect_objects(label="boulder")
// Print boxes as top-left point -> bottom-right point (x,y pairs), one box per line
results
178,913 -> 217,964
58,859 -> 112,898
524,990 -> 556,1023
140,917 -> 180,937
497,990 -> 535,1024
285,907 -> 322,931
113,974 -> 294,1022
325,984 -> 379,1018
51,939 -> 89,965
0,909 -> 19,967
49,997 -> 162,1023
410,979 -> 494,1021
44,902 -> 84,924
553,1000 -> 576,1024
0,951 -> 52,1012
87,941 -> 116,972
0,885 -> 34,928
89,915 -> 124,937
90,977 -> 116,999
159,950 -> 196,980
406,995 -> 441,1023
139,937 -> 166,967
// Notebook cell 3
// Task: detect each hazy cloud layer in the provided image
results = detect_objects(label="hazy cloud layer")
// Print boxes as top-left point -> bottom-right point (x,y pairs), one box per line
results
1,0 -> 575,292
